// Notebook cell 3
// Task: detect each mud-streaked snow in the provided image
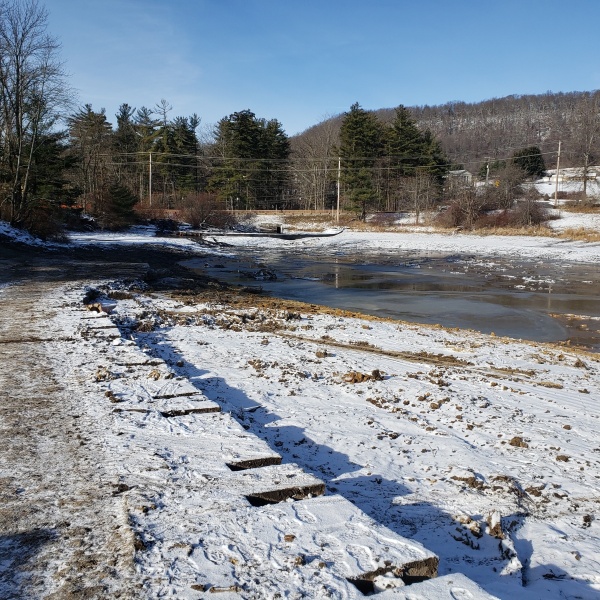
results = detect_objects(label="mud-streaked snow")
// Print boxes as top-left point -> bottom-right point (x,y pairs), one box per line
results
90,284 -> 597,599
3,220 -> 600,598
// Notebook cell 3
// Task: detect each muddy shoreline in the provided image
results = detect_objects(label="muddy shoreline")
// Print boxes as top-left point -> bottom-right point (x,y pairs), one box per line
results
2,235 -> 598,353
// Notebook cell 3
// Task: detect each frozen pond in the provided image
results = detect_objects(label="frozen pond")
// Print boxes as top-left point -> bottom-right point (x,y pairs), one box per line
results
184,248 -> 600,351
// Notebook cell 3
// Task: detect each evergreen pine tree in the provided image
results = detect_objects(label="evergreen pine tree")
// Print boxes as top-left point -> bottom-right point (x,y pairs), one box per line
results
209,110 -> 289,210
67,105 -> 114,211
133,107 -> 160,204
512,146 -> 545,178
386,105 -> 424,176
102,183 -> 138,229
28,131 -> 77,204
386,106 -> 448,181
170,116 -> 200,192
339,103 -> 384,219
113,103 -> 139,196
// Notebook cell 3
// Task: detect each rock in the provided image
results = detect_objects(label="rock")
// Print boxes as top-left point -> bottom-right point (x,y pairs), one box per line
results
509,436 -> 529,448
148,368 -> 162,380
486,510 -> 504,539
94,366 -> 114,382
371,369 -> 384,381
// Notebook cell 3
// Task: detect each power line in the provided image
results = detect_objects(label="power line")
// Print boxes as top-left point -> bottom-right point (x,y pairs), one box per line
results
97,148 -> 558,167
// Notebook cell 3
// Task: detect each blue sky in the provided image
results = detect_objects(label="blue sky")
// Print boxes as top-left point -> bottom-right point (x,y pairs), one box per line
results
46,0 -> 600,135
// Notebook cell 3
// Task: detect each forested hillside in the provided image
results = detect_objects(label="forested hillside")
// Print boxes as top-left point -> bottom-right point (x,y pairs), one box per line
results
297,90 -> 600,175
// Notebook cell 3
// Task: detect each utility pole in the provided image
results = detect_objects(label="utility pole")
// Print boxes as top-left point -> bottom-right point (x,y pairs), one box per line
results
135,132 -> 153,207
554,141 -> 561,208
336,156 -> 341,224
149,152 -> 153,208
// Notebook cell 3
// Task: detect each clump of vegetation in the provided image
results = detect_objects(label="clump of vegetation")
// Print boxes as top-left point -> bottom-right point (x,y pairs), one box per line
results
95,183 -> 139,230
18,201 -> 69,241
179,193 -> 237,229
561,198 -> 600,213
366,212 -> 407,228
436,181 -> 549,231
558,227 -> 600,242
342,369 -> 384,383
477,200 -> 549,229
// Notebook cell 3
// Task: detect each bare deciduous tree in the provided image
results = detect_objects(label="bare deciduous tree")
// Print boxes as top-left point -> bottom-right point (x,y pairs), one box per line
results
403,169 -> 438,224
570,92 -> 600,199
0,0 -> 70,225
290,116 -> 339,211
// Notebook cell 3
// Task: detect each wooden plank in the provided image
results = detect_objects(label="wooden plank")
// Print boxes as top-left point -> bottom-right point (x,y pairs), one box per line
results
249,495 -> 439,584
112,411 -> 282,479
376,573 -> 498,598
105,376 -> 203,403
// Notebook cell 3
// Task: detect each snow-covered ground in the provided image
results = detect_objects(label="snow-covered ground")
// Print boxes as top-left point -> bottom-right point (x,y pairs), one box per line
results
547,211 -> 600,233
2,220 -> 600,598
207,227 -> 600,265
535,180 -> 600,201
43,211 -> 600,265
67,277 -> 600,599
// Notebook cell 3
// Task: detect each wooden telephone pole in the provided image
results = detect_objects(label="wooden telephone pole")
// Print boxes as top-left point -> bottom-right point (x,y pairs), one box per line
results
554,141 -> 561,208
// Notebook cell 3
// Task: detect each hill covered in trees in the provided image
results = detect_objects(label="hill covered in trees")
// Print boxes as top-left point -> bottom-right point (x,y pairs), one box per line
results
297,90 -> 600,176
397,91 -> 600,174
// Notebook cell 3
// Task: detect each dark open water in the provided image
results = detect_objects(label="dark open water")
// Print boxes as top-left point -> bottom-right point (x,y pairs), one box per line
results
184,249 -> 600,351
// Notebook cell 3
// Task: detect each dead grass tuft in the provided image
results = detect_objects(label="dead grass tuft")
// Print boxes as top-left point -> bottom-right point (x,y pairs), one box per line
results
469,225 -> 553,237
560,200 -> 600,213
558,227 -> 600,242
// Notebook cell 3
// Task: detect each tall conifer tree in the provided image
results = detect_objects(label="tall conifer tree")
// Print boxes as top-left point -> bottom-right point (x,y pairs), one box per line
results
209,110 -> 289,210
339,103 -> 384,218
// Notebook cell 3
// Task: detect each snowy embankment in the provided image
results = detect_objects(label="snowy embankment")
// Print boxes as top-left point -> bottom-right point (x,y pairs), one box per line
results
59,213 -> 600,265
2,220 -> 600,598
4,208 -> 600,264
215,227 -> 600,264
105,285 -> 600,599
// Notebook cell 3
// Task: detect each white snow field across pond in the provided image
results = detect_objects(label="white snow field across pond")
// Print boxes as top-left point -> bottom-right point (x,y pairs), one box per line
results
66,223 -> 600,264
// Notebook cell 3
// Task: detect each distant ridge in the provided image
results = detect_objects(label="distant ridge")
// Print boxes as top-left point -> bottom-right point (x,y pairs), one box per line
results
293,90 -> 600,173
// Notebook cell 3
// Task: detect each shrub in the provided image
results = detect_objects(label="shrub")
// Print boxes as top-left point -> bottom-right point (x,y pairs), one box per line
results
434,202 -> 465,228
180,193 -> 237,229
96,184 -> 139,230
512,200 -> 549,226
473,202 -> 548,229
562,199 -> 600,213
368,212 -> 401,227
473,210 -> 514,229
27,202 -> 68,241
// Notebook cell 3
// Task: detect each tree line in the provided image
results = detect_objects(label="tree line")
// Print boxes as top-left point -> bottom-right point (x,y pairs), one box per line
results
0,0 -> 455,238
0,0 -> 595,238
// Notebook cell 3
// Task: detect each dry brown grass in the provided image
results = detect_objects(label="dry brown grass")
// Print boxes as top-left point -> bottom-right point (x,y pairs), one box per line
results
557,227 -> 600,242
559,201 -> 600,214
466,224 -> 555,237
278,214 -> 347,232
345,221 -> 406,232
283,214 -> 335,226
255,209 -> 600,243
280,213 -> 432,232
